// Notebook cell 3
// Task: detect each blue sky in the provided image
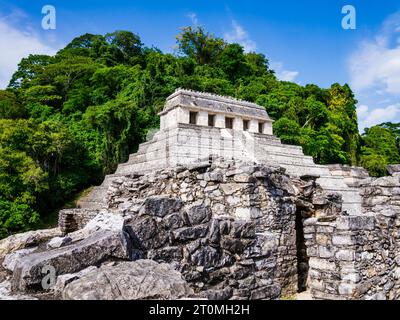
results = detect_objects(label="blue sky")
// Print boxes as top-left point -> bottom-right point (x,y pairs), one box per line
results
1,0 -> 400,130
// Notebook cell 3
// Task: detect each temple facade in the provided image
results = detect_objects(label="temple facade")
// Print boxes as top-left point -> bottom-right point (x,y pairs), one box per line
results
159,89 -> 273,135
79,88 -> 368,215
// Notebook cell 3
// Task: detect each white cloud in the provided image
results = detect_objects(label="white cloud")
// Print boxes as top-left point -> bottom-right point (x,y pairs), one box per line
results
356,104 -> 369,119
349,13 -> 400,94
357,104 -> 400,131
0,15 -> 58,88
187,13 -> 199,27
349,12 -> 400,130
270,61 -> 299,82
224,20 -> 256,53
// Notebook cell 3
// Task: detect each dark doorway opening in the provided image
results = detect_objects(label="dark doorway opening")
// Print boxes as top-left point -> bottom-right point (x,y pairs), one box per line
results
296,210 -> 309,293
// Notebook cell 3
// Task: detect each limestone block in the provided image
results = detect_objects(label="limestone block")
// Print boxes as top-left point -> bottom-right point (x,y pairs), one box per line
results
338,283 -> 357,296
139,196 -> 183,218
12,230 -> 131,291
234,207 -> 262,220
0,228 -> 61,259
341,272 -> 361,283
347,216 -> 376,231
309,258 -> 336,271
335,249 -> 355,261
332,234 -> 356,246
62,260 -> 194,300
318,246 -> 334,258
2,247 -> 38,272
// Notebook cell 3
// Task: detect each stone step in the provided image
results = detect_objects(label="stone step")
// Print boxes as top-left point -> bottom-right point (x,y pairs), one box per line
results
125,145 -> 316,168
116,158 -> 169,175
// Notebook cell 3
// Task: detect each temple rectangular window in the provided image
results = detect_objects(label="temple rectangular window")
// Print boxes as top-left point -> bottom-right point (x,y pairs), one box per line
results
189,111 -> 198,125
243,120 -> 249,131
258,122 -> 264,134
208,114 -> 215,127
225,117 -> 234,129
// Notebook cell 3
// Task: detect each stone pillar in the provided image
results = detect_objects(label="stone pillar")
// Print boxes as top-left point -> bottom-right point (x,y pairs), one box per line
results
249,120 -> 259,133
177,107 -> 189,125
160,115 -> 166,130
215,114 -> 225,128
198,111 -> 208,127
263,122 -> 273,135
233,117 -> 243,131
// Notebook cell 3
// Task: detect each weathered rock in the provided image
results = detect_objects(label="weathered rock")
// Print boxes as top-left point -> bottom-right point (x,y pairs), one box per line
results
58,209 -> 100,234
83,212 -> 126,233
47,236 -> 72,249
53,266 -> 98,296
62,260 -> 194,300
2,247 -> 37,272
186,205 -> 212,225
304,170 -> 400,301
64,212 -> 127,243
220,183 -> 243,195
12,230 -> 131,291
172,225 -> 209,242
124,216 -> 168,250
231,221 -> 255,239
204,172 -> 224,182
0,228 -> 61,259
139,196 -> 183,218
0,280 -> 38,300
387,164 -> 400,176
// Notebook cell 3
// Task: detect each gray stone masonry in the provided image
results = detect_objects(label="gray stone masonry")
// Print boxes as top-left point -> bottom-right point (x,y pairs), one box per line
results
303,170 -> 400,300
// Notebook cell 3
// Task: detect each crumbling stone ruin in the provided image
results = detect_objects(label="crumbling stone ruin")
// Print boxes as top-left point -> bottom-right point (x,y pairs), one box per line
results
305,167 -> 400,300
0,89 -> 399,300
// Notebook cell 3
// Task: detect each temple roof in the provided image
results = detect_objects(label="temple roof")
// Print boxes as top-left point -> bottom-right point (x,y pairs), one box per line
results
160,88 -> 272,121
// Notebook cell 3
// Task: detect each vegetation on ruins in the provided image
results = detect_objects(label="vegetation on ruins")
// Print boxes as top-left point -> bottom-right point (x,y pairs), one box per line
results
0,27 -> 399,237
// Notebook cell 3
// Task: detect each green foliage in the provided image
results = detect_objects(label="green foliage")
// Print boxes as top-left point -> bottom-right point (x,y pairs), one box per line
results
176,27 -> 225,65
0,200 -> 40,239
360,126 -> 400,177
0,90 -> 26,119
273,117 -> 301,145
0,26 -> 389,238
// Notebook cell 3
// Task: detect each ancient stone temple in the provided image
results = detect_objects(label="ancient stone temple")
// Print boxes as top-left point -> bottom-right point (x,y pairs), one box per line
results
80,88 -> 367,216
1,89 -> 400,300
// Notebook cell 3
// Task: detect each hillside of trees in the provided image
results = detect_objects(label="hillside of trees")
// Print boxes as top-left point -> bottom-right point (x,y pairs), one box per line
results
0,27 -> 399,238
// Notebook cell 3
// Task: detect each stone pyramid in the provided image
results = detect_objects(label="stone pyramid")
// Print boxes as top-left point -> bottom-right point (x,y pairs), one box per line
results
78,88 -> 369,215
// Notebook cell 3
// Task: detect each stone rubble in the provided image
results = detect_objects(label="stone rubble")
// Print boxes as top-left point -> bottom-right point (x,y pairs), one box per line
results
0,158 -> 338,300
0,157 -> 399,300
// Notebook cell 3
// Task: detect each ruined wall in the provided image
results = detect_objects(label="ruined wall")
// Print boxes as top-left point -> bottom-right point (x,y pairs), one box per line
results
304,171 -> 400,300
105,159 -> 310,299
59,209 -> 99,235
57,156 -> 400,300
